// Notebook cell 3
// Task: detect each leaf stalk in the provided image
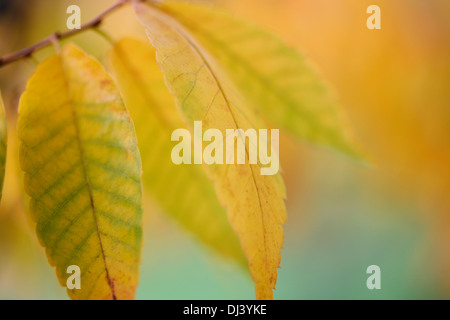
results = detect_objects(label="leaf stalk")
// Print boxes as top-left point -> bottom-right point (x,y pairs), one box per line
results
0,0 -> 138,68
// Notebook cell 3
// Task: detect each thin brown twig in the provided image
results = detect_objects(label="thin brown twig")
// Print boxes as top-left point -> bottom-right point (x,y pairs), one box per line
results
0,0 -> 133,68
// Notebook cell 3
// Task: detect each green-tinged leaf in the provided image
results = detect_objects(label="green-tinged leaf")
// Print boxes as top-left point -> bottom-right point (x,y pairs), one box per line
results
18,44 -> 143,300
135,2 -> 286,300
155,1 -> 364,159
0,92 -> 6,202
108,38 -> 246,265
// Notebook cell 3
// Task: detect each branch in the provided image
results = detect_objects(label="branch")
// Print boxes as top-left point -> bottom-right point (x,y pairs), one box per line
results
0,0 -> 132,68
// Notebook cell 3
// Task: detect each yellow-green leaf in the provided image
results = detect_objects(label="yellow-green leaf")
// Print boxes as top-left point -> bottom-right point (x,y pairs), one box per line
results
0,92 -> 6,202
18,44 -> 143,300
135,2 -> 286,300
108,38 -> 246,265
154,1 -> 363,159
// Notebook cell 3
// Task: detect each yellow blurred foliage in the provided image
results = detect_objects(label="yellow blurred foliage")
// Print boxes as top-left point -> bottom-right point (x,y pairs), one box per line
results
221,0 -> 450,290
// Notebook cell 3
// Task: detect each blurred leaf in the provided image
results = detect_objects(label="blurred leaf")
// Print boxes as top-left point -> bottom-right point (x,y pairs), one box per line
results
108,38 -> 246,266
156,1 -> 364,159
0,92 -> 6,202
0,122 -> 23,216
135,2 -> 287,300
18,44 -> 143,300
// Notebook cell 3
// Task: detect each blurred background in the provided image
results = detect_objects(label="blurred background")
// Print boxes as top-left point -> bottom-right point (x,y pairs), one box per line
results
0,0 -> 449,299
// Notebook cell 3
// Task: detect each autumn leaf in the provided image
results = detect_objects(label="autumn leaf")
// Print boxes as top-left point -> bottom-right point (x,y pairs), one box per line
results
0,92 -> 6,202
17,44 -> 143,300
135,2 -> 286,300
108,38 -> 246,265
154,1 -> 363,159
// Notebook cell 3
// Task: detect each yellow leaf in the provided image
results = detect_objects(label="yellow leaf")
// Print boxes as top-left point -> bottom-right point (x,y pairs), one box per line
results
0,92 -> 6,202
18,44 -> 143,300
108,38 -> 246,265
154,1 -> 364,159
0,121 -> 27,221
135,2 -> 287,300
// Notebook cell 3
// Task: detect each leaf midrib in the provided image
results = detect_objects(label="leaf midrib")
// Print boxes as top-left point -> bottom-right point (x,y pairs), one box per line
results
58,54 -> 117,300
148,3 -> 272,286
161,6 -> 352,149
